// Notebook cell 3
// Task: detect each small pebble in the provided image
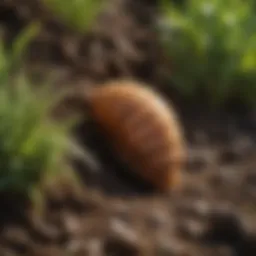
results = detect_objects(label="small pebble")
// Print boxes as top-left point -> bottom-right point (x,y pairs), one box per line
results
62,212 -> 81,236
146,207 -> 169,229
177,219 -> 206,240
103,219 -> 142,256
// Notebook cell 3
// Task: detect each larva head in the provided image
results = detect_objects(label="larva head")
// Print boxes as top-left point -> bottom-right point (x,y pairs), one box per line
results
87,79 -> 187,193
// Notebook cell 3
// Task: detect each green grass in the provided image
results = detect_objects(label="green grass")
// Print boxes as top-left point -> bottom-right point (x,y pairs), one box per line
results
0,23 -> 84,209
42,0 -> 104,33
158,0 -> 256,107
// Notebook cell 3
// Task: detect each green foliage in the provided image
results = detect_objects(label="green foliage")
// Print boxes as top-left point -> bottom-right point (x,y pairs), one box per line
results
42,0 -> 104,33
0,24 -> 81,203
0,23 -> 40,84
158,0 -> 256,106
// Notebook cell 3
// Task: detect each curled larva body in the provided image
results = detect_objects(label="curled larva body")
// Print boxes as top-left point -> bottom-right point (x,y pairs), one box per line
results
87,80 -> 186,192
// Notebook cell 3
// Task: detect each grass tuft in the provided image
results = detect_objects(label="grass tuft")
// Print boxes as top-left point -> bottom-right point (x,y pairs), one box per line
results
0,23 -> 85,210
42,0 -> 104,33
158,0 -> 256,107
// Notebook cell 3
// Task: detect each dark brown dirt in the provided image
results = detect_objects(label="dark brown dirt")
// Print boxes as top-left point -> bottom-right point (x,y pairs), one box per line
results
0,0 -> 256,256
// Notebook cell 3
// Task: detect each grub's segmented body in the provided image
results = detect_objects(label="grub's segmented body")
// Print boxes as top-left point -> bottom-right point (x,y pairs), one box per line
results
88,80 -> 186,192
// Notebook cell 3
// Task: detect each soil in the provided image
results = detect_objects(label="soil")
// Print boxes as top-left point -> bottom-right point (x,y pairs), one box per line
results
0,0 -> 256,256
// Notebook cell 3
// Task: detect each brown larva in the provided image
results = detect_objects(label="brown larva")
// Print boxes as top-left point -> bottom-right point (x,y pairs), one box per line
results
87,80 -> 186,192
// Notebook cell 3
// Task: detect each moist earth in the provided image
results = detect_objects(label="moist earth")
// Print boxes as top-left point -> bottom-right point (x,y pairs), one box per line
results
0,0 -> 255,255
